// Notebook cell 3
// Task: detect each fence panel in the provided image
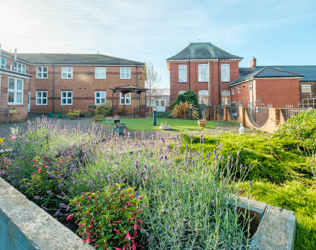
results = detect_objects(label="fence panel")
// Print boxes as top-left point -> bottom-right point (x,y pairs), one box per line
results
246,106 -> 269,127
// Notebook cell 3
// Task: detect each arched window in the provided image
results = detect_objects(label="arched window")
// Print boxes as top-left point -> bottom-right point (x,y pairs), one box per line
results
221,90 -> 230,105
198,90 -> 209,104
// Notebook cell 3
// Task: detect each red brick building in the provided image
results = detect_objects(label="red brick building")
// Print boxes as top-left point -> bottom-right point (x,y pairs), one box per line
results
0,46 -> 145,120
167,43 -> 316,108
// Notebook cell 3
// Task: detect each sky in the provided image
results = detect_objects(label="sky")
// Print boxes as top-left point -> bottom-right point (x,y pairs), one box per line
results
1,0 -> 316,88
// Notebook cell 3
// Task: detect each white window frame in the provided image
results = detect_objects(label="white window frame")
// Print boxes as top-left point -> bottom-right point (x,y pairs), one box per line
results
61,67 -> 73,79
14,62 -> 26,74
198,64 -> 209,82
249,81 -> 253,92
36,66 -> 48,79
178,90 -> 185,95
36,91 -> 48,105
232,86 -> 235,95
61,91 -> 73,105
238,85 -> 241,93
302,85 -> 311,93
221,64 -> 230,82
8,77 -> 24,105
198,90 -> 209,104
178,65 -> 187,82
95,91 -> 106,105
0,58 -> 5,69
95,67 -> 106,79
120,92 -> 131,105
120,67 -> 131,79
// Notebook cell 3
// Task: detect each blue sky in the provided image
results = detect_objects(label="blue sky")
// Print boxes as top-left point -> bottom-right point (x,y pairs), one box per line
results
1,0 -> 316,88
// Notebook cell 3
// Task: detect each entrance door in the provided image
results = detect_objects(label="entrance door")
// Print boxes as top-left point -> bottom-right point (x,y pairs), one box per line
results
155,99 -> 166,112
28,92 -> 31,112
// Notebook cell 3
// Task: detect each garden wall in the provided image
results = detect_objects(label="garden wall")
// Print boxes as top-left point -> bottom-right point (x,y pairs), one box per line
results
0,177 -> 93,250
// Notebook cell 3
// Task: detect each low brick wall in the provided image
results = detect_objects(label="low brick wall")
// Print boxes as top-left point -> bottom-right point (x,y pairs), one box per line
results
0,177 -> 93,250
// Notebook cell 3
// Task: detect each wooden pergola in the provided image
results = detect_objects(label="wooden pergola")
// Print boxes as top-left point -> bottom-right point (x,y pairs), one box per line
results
110,84 -> 149,118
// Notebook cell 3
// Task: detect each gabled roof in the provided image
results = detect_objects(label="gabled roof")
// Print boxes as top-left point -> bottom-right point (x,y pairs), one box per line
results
229,67 -> 304,87
1,50 -> 144,66
166,43 -> 243,61
256,66 -> 316,82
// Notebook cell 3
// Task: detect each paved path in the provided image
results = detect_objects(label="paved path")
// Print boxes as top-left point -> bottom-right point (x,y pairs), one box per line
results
0,114 -> 255,139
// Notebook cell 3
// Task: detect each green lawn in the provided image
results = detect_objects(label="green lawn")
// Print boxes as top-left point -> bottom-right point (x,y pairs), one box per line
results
100,118 -> 219,131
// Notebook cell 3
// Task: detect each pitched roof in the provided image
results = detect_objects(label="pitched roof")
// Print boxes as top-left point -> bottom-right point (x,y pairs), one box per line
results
1,50 -> 144,66
166,43 -> 242,60
256,66 -> 316,82
229,67 -> 304,86
0,68 -> 32,78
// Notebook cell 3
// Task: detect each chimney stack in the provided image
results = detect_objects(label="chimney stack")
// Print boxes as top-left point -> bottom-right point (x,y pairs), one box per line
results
250,57 -> 257,68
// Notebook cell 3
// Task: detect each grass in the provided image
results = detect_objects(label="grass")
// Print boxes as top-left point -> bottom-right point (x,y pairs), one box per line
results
100,118 -> 219,131
182,133 -> 316,249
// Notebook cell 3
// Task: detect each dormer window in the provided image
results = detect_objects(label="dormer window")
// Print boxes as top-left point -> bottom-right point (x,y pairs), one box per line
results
14,62 -> 26,74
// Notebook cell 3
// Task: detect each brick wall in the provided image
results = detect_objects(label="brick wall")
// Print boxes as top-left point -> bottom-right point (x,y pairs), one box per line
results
28,65 -> 145,114
231,78 -> 300,108
169,61 -> 239,105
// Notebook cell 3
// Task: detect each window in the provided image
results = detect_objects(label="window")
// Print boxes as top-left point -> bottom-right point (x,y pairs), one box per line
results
302,85 -> 311,93
120,92 -> 131,105
36,91 -> 48,105
0,58 -> 5,69
198,64 -> 208,82
120,67 -> 131,79
221,90 -> 230,105
8,78 -> 23,104
232,86 -> 235,95
37,67 -> 48,78
14,62 -> 26,74
62,67 -> 73,79
249,81 -> 253,92
61,91 -> 73,105
221,64 -> 230,82
238,85 -> 241,93
198,90 -> 209,104
95,67 -> 106,79
95,91 -> 106,104
178,90 -> 185,95
178,65 -> 187,82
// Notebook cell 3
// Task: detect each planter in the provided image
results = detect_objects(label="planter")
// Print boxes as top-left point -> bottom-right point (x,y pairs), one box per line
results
11,110 -> 16,113
160,125 -> 171,130
47,113 -> 54,117
198,120 -> 206,127
118,122 -> 126,126
93,118 -> 101,122
113,126 -> 124,134
106,118 -> 112,124
114,119 -> 120,124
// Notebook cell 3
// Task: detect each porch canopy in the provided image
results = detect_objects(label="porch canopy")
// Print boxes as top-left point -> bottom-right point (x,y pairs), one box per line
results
110,84 -> 148,118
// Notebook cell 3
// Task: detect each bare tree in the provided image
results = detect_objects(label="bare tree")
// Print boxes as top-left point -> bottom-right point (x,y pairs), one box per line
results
143,60 -> 161,113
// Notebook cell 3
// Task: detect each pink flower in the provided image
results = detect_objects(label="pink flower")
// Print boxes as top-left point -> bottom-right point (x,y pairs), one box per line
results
114,221 -> 122,225
66,214 -> 73,220
127,202 -> 131,206
133,221 -> 140,231
125,231 -> 134,240
86,235 -> 91,244
114,228 -> 120,234
38,166 -> 42,174
138,196 -> 143,199
113,248 -> 121,250
93,245 -> 99,249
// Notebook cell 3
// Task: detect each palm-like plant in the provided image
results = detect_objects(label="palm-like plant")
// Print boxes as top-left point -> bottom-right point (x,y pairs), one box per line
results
171,101 -> 199,119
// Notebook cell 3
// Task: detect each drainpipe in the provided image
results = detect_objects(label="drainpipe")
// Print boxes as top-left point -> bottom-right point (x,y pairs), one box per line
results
52,64 -> 55,113
208,61 -> 211,105
189,59 -> 191,90
136,64 -> 138,115
218,61 -> 221,105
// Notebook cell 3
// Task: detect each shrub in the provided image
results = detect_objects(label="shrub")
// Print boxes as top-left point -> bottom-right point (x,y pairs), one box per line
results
69,184 -> 145,249
95,102 -> 112,117
171,101 -> 199,119
174,90 -> 198,107
271,109 -> 316,149
67,109 -> 80,118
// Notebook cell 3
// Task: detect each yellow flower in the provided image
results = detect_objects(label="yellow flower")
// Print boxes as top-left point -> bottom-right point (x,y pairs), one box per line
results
0,138 -> 3,143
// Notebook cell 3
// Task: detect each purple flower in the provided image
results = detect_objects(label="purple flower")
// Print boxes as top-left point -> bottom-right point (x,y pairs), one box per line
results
235,207 -> 238,213
73,180 -> 77,185
212,200 -> 215,206
206,210 -> 210,215
191,160 -> 194,165
249,181 -> 252,188
247,196 -> 249,200
249,164 -> 252,170
237,150 -> 240,157
191,183 -> 194,188
219,155 -> 223,161
83,169 -> 89,175
58,183 -> 63,189
59,203 -> 68,209
34,196 -> 40,200
54,210 -> 61,217
172,178 -> 175,185
47,191 -> 53,195
42,207 -> 48,210
88,180 -> 93,186
190,134 -> 193,141
136,191 -> 139,196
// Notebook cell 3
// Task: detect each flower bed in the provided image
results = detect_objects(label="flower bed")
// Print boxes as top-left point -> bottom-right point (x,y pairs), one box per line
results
0,117 -> 259,249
